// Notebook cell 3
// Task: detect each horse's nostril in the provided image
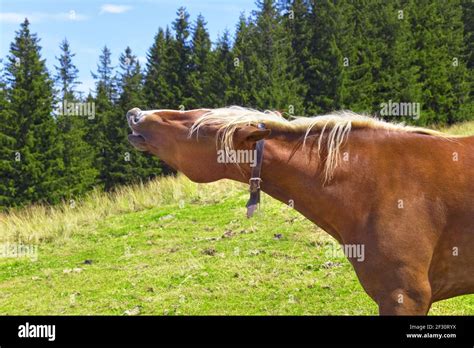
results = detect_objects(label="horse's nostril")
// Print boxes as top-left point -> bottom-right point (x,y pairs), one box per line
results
127,108 -> 142,123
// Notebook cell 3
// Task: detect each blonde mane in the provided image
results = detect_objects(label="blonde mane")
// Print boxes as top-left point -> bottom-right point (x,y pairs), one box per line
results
189,106 -> 447,182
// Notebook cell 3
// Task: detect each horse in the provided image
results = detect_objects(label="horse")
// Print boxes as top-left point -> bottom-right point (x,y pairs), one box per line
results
126,106 -> 474,315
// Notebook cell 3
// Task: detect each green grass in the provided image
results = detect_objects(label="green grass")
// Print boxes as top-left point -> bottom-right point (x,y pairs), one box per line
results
440,120 -> 474,135
0,121 -> 473,315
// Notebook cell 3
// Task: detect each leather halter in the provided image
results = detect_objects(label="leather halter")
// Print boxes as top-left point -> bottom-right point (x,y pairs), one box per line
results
246,123 -> 266,218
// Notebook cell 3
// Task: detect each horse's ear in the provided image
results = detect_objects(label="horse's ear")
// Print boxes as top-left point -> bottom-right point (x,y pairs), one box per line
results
237,125 -> 271,143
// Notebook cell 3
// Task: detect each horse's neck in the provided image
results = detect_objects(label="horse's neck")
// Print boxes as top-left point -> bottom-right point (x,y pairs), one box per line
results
252,136 -> 355,242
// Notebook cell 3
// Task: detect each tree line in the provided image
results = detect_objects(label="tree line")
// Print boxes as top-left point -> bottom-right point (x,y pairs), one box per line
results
0,0 -> 473,209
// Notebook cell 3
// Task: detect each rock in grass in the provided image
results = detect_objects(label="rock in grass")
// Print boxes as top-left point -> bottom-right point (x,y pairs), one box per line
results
222,230 -> 234,238
321,261 -> 341,269
159,214 -> 175,221
124,306 -> 141,316
62,267 -> 83,274
249,249 -> 265,256
202,248 -> 216,256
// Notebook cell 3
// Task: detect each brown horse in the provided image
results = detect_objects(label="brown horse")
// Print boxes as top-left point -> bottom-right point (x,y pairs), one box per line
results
127,106 -> 474,315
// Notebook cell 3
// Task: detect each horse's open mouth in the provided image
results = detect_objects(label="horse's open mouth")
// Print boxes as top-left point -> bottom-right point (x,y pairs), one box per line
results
126,108 -> 148,151
128,131 -> 147,151
128,132 -> 145,141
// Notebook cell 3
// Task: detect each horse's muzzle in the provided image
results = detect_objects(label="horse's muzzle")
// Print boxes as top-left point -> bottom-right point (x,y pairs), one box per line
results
126,107 -> 143,125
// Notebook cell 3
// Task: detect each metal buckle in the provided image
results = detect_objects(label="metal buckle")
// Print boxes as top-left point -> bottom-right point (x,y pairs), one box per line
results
249,177 -> 262,193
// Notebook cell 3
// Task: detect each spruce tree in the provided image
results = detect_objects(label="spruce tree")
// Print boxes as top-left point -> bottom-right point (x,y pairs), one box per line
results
208,29 -> 233,107
5,19 -> 63,205
0,61 -> 16,207
187,14 -> 212,108
228,13 -> 254,106
144,27 -> 173,109
283,0 -> 311,114
251,0 -> 304,112
54,38 -> 97,198
92,46 -> 117,102
55,39 -> 80,99
167,7 -> 191,109
87,46 -> 117,188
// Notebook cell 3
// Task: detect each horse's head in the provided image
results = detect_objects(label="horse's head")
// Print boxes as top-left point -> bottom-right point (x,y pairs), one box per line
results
126,108 -> 271,183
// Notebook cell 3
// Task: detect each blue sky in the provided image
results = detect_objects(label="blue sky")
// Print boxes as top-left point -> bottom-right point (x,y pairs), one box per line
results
0,0 -> 258,94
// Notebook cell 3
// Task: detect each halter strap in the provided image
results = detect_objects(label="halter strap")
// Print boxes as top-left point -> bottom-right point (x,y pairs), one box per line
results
246,123 -> 266,218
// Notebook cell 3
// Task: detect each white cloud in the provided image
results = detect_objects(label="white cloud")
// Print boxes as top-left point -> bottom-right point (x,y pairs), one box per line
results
53,11 -> 88,22
100,4 -> 132,14
0,12 -> 25,24
0,11 -> 88,24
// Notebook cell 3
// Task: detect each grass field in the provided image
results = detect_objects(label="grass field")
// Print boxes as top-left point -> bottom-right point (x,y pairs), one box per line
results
1,121 -> 473,315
